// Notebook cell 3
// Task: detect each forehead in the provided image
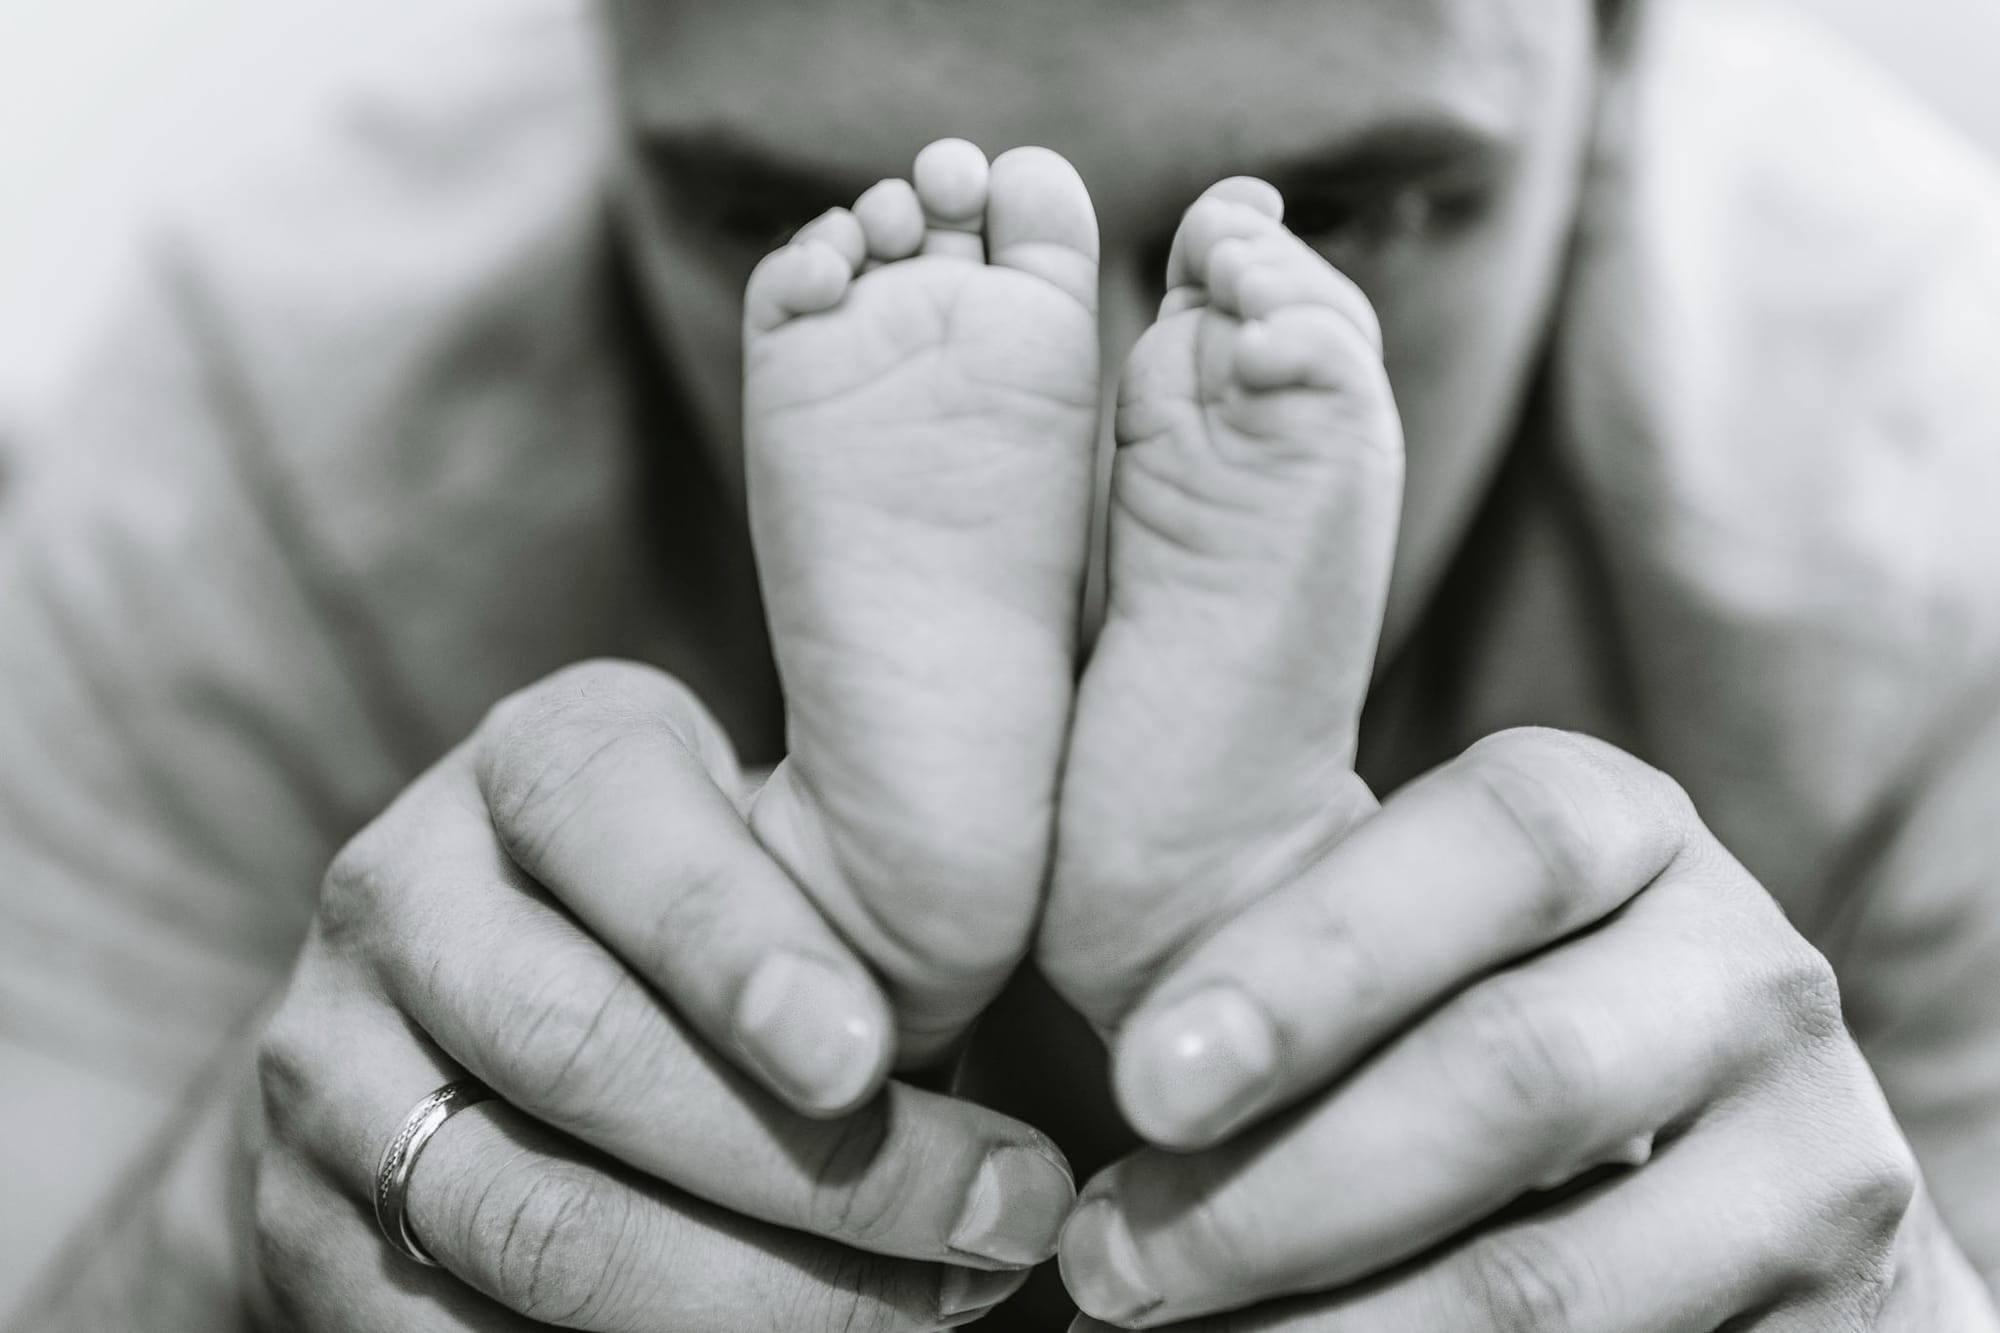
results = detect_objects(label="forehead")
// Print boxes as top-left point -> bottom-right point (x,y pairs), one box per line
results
610,0 -> 1566,221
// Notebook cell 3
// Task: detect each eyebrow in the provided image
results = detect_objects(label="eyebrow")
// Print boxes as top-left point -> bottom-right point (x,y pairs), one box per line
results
1254,116 -> 1517,197
641,112 -> 1514,209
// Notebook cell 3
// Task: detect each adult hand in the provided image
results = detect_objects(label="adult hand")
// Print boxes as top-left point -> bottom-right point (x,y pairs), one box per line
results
1032,182 -> 1976,1330
251,660 -> 1074,1331
1065,727 -> 1941,1331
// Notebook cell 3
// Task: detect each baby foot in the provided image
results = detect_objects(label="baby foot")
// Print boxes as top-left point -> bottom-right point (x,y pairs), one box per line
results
1044,179 -> 1406,1031
743,140 -> 1102,1064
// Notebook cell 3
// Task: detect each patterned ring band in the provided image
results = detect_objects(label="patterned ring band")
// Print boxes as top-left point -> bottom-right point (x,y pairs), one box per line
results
374,1078 -> 494,1267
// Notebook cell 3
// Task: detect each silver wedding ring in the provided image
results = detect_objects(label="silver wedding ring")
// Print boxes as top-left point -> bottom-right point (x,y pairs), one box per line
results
374,1078 -> 494,1266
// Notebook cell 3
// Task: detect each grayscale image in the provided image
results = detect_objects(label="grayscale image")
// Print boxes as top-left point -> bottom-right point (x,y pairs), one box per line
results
4,0 -> 2000,1328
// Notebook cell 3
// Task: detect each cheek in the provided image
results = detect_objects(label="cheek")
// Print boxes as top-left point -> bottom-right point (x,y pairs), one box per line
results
1387,205 -> 1567,499
1372,207 -> 1579,650
1367,96 -> 1597,650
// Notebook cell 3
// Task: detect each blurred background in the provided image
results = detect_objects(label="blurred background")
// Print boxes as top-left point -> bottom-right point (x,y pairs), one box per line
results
0,0 -> 1995,1316
3,0 -> 1999,431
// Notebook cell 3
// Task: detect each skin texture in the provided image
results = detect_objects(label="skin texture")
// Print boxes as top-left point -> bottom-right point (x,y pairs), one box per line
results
8,2 -> 2000,1331
1042,177 -> 1405,1032
1061,729 -> 1931,1330
741,140 -> 1103,1066
605,0 -> 1593,661
248,662 -> 1074,1333
592,3 -> 1996,1324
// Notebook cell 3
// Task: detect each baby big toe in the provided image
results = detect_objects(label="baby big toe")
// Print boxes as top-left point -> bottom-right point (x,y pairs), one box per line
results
986,146 -> 1100,312
1158,181 -> 1286,317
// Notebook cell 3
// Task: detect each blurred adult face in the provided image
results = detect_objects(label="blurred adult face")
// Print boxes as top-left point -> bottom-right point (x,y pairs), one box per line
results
605,0 -> 1600,655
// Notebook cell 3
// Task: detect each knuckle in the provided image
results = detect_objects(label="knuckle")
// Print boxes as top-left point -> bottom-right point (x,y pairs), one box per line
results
483,728 -> 630,871
481,660 -> 689,758
317,827 -> 399,949
801,1104 -> 907,1247
1769,944 -> 1849,1049
1172,1162 -> 1279,1287
1846,1241 -> 1904,1324
476,1166 -> 631,1324
787,1245 -> 924,1333
1459,729 -> 1691,936
1460,731 -> 1606,935
1290,883 -> 1388,1028
1459,1230 -> 1588,1333
480,687 -> 697,877
253,1023 -> 313,1145
1451,979 -> 1598,1138
495,657 -> 653,716
490,966 -> 653,1123
1187,1201 -> 1275,1288
1770,1069 -> 1915,1302
1826,1139 -> 1919,1260
1784,1149 -> 1911,1322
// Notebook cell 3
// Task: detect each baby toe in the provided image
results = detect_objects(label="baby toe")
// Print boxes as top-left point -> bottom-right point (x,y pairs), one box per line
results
852,178 -> 925,267
744,239 -> 855,336
1200,226 -> 1371,318
1221,303 -> 1403,470
913,137 -> 991,261
1232,307 -> 1379,396
1199,175 -> 1285,221
1226,241 -> 1384,356
1158,285 -> 1209,320
1164,186 -> 1286,295
1232,316 -> 1313,392
1202,235 -> 1277,314
793,207 -> 870,273
987,146 -> 1100,311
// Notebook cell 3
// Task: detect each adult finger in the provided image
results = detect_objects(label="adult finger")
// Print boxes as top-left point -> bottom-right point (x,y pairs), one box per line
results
313,764 -> 1076,1272
409,1104 -> 1032,1330
1067,1121 -> 1819,1333
251,1146 -> 555,1332
262,1041 -> 1030,1332
1114,727 -> 1694,1148
473,660 -> 893,1118
1063,878 -> 1769,1326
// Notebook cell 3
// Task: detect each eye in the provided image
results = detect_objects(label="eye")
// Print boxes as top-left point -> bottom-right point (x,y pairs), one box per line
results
1285,180 -> 1490,275
1289,187 -> 1430,264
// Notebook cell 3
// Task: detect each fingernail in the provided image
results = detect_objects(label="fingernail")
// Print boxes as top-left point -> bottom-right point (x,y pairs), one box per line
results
732,952 -> 883,1114
1058,1197 -> 1163,1325
937,1264 -> 1030,1320
1119,986 -> 1279,1147
949,1144 -> 1077,1265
